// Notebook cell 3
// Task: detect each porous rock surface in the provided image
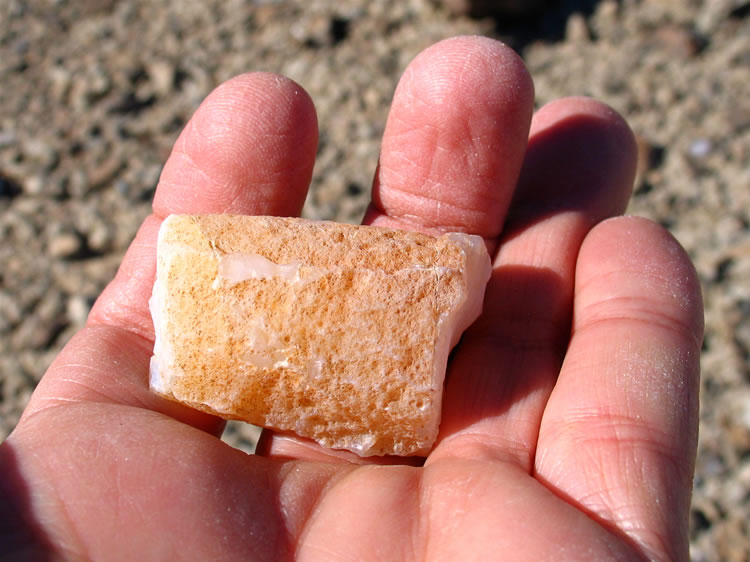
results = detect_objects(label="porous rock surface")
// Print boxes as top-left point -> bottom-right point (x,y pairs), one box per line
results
1,0 -> 748,557
150,215 -> 489,456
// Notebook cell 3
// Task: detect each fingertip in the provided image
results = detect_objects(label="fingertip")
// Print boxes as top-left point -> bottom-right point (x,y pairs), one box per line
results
532,96 -> 638,180
578,216 -> 704,348
517,97 -> 638,220
370,35 -> 534,239
399,36 -> 534,113
154,72 -> 318,218
529,97 -> 635,142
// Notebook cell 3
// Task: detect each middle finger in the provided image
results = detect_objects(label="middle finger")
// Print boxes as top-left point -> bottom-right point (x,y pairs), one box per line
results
363,35 -> 534,250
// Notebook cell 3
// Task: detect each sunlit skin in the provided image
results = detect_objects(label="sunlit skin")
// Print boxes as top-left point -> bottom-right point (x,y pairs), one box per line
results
1,37 -> 702,561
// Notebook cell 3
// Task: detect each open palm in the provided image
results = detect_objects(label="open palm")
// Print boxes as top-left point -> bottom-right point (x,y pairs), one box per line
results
2,37 -> 702,561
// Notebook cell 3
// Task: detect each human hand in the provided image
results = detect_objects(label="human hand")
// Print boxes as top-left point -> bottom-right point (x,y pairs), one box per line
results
1,37 -> 702,561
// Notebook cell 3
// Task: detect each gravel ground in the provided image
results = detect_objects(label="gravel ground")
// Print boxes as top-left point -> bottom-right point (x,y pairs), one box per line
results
1,0 -> 748,559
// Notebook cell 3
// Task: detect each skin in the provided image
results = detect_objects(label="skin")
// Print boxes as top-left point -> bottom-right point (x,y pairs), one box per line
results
0,37 -> 703,561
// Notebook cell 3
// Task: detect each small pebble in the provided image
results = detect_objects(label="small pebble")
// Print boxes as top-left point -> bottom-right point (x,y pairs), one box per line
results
67,295 -> 92,326
689,138 -> 712,158
0,131 -> 16,147
566,13 -> 590,43
48,232 -> 81,258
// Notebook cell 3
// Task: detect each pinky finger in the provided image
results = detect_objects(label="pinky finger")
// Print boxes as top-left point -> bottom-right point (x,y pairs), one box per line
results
534,217 -> 703,561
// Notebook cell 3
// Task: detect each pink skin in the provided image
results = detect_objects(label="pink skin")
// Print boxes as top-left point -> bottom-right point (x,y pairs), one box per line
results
1,37 -> 702,561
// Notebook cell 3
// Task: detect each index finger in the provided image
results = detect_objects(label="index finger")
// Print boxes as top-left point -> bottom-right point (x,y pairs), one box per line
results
22,73 -> 319,429
92,73 -> 319,340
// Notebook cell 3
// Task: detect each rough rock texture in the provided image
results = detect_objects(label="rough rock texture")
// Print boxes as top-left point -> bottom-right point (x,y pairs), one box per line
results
0,0 -> 747,555
151,215 -> 489,456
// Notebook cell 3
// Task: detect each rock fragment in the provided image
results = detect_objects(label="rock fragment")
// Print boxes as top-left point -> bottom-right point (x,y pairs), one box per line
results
150,215 -> 491,456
